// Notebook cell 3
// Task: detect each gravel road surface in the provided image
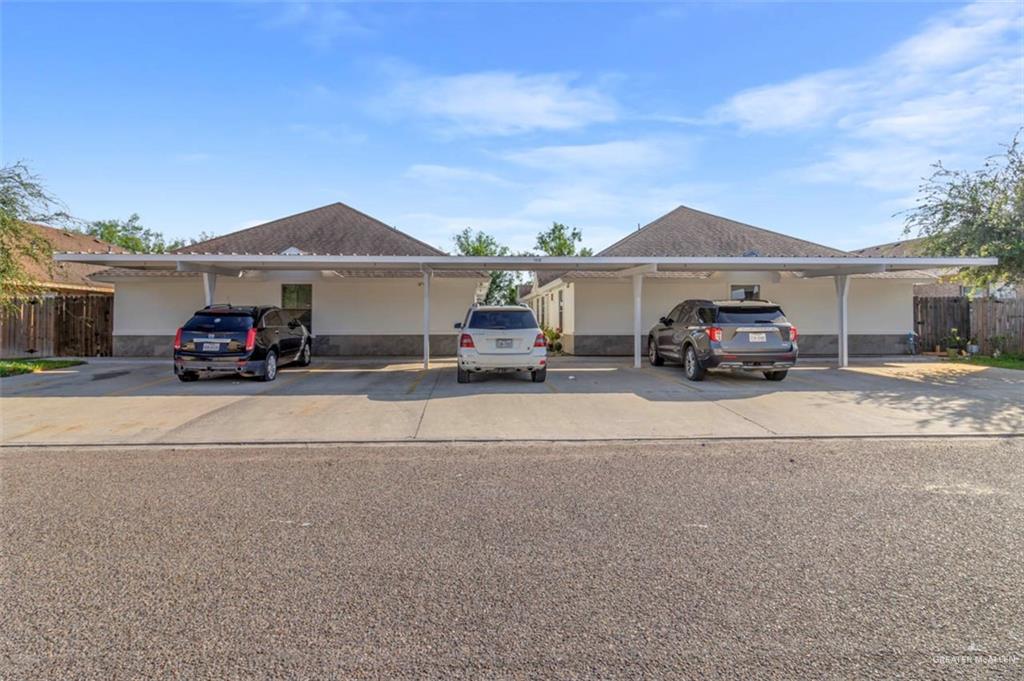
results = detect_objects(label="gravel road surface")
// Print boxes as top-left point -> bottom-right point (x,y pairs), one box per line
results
2,437 -> 1022,679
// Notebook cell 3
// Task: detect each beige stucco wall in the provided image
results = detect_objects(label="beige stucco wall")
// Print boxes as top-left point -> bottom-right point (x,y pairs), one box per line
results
110,273 -> 484,335
570,273 -> 918,335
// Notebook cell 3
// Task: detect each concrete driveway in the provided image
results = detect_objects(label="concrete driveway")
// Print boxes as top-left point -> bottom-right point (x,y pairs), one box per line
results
1,357 -> 1022,445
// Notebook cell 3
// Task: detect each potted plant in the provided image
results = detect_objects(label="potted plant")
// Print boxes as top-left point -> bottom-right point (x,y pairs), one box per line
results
942,328 -> 966,358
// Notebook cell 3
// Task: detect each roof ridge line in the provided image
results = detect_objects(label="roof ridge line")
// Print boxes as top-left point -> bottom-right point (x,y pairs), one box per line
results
331,200 -> 447,256
673,204 -> 851,255
174,202 -> 351,254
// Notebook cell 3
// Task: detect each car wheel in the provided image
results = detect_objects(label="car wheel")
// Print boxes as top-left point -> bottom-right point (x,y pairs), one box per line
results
177,371 -> 199,382
457,366 -> 471,383
531,367 -> 547,383
683,345 -> 706,381
261,350 -> 278,382
648,337 -> 664,366
298,342 -> 311,367
764,370 -> 788,381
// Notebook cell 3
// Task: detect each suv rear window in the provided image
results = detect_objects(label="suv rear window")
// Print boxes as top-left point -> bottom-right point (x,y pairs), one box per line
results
468,309 -> 537,330
715,306 -> 787,324
183,314 -> 254,332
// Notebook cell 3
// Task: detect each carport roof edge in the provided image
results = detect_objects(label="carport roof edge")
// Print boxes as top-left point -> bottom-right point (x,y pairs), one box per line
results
53,252 -> 998,275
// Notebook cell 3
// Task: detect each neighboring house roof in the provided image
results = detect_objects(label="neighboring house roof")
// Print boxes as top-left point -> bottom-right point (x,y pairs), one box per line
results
536,205 -> 850,288
851,238 -> 926,258
96,202 -> 482,280
176,202 -> 446,256
852,237 -> 960,283
13,223 -> 123,293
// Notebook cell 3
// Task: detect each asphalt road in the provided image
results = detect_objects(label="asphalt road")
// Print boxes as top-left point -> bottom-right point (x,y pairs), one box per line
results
2,438 -> 1022,679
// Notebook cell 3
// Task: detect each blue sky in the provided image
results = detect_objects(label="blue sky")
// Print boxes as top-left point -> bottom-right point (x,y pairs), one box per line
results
3,1 -> 1022,253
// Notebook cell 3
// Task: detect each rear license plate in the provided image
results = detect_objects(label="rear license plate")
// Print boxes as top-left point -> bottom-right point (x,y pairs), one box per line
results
496,339 -> 513,349
748,333 -> 767,343
201,343 -> 220,352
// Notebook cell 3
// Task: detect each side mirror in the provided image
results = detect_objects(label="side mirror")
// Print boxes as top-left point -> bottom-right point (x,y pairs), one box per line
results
288,320 -> 299,329
660,316 -> 673,326
453,322 -> 462,329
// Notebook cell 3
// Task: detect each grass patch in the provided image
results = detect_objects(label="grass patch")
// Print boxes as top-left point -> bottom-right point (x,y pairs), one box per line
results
954,354 -> 1024,371
0,359 -> 86,378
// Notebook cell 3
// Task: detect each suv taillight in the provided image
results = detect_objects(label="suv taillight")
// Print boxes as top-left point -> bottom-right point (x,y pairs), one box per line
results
173,328 -> 183,350
534,333 -> 546,348
708,327 -> 723,342
789,325 -> 798,342
459,333 -> 475,348
245,327 -> 257,351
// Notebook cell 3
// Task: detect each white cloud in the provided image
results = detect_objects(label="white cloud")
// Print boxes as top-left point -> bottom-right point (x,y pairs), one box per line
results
502,139 -> 683,173
288,123 -> 366,146
711,1 -> 1023,192
384,71 -> 617,135
269,2 -> 371,50
404,164 -> 515,187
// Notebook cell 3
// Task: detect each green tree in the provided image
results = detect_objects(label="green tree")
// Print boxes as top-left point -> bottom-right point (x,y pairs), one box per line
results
534,221 -> 593,256
85,213 -> 188,253
452,227 -> 519,305
0,163 -> 74,309
903,134 -> 1024,288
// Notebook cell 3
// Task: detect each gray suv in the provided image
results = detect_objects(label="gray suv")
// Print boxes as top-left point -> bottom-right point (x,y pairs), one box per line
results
648,299 -> 798,381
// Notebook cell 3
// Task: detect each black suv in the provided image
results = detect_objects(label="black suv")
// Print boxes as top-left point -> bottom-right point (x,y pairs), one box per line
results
648,299 -> 798,381
173,305 -> 311,382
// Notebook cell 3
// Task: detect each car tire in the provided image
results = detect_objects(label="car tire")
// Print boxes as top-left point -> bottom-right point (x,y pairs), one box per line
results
298,342 -> 312,367
261,350 -> 278,382
648,337 -> 664,366
764,370 -> 788,381
457,366 -> 471,383
683,345 -> 706,381
531,367 -> 547,383
177,371 -> 199,383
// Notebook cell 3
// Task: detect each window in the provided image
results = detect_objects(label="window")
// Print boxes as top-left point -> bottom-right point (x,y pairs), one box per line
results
715,306 -> 787,324
468,309 -> 537,330
697,307 -> 716,324
730,284 -> 760,301
557,290 -> 564,330
183,313 -> 253,332
281,284 -> 312,331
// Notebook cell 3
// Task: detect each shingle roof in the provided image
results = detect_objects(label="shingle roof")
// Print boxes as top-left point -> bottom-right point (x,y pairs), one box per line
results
13,223 -> 123,293
536,205 -> 849,287
93,202 -> 484,280
175,202 -> 446,256
851,238 -> 925,258
600,205 -> 848,258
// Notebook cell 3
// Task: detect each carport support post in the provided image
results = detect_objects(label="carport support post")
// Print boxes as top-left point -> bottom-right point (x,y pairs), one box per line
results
202,272 -> 216,306
422,269 -> 431,369
835,274 -> 850,368
632,273 -> 643,369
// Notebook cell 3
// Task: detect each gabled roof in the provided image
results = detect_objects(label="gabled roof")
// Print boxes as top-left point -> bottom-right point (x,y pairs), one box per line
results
600,205 -> 848,258
14,223 -> 123,293
176,202 -> 446,256
536,205 -> 849,287
852,237 -> 925,258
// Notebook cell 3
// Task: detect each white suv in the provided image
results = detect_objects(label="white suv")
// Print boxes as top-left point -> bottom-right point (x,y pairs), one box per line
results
454,305 -> 547,383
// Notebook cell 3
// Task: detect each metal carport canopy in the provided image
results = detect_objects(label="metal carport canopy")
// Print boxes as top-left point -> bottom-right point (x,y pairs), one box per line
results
55,253 -> 998,369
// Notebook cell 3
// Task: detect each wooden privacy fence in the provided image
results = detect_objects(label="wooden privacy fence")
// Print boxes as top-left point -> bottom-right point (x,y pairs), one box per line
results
971,298 -> 1024,355
0,295 -> 113,359
914,296 -> 970,352
914,296 -> 1024,354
